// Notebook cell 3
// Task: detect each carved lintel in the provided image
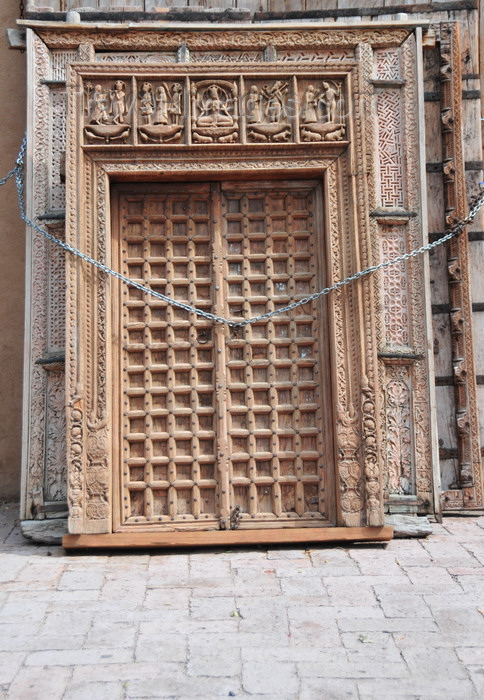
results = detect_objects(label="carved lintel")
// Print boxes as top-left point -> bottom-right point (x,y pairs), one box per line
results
36,28 -> 412,53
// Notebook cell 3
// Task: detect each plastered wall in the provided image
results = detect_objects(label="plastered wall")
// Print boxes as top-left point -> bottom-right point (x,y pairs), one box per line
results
0,1 -> 26,499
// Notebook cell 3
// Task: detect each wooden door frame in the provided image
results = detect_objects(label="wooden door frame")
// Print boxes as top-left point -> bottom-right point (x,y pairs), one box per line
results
60,27 -> 433,545
64,149 -> 384,538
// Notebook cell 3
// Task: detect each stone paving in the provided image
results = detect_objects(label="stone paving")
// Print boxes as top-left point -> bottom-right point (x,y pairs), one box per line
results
0,502 -> 483,700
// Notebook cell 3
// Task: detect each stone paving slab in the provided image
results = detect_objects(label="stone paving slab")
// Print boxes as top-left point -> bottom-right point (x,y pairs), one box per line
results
0,501 -> 483,699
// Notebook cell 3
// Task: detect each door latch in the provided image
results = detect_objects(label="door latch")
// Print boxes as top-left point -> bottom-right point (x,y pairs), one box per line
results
230,504 -> 241,530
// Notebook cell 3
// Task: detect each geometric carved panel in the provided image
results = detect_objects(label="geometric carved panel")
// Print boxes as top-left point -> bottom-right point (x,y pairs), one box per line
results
381,225 -> 410,347
376,89 -> 405,209
114,181 -> 330,530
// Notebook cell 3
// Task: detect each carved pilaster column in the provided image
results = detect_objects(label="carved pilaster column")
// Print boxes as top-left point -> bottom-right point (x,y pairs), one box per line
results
439,23 -> 482,509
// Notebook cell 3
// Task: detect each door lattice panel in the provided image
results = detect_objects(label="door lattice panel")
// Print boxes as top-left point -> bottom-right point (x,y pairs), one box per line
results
120,187 -> 218,525
115,181 -> 332,530
222,184 -> 328,526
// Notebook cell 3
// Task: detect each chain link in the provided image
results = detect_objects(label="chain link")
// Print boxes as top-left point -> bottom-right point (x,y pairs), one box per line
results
4,134 -> 484,329
19,0 -> 25,20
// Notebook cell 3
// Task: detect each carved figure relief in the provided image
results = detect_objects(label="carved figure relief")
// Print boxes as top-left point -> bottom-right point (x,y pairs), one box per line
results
191,80 -> 239,143
80,72 -> 350,149
138,82 -> 184,143
299,80 -> 346,142
246,80 -> 291,143
84,80 -> 131,143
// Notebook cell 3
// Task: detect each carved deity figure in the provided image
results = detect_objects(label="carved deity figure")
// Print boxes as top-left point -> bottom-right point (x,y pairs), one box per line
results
197,85 -> 234,127
301,84 -> 319,124
89,84 -> 110,124
139,82 -> 155,125
154,85 -> 169,125
191,80 -> 238,143
84,80 -> 131,144
110,80 -> 127,124
169,83 -> 183,125
299,80 -> 345,142
321,81 -> 338,123
137,82 -> 184,144
246,85 -> 262,124
262,80 -> 288,123
246,80 -> 291,143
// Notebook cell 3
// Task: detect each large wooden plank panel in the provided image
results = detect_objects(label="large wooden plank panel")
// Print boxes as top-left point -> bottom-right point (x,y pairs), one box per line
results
469,242 -> 484,304
450,8 -> 480,74
462,99 -> 483,162
432,313 -> 453,377
426,173 -> 445,234
477,385 -> 484,446
429,245 -> 450,305
63,525 -> 394,549
471,312 -> 484,373
440,458 -> 460,494
435,385 -> 458,448
424,101 -> 442,163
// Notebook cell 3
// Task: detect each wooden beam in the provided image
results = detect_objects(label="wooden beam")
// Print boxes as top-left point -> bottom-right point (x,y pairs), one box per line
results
62,526 -> 393,550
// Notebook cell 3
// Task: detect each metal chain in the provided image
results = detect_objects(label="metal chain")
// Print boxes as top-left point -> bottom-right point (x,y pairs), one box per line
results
19,0 -> 25,19
5,134 -> 484,329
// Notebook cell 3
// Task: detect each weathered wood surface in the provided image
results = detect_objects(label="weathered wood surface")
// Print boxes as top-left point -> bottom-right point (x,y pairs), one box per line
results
62,525 -> 394,549
112,181 -> 333,530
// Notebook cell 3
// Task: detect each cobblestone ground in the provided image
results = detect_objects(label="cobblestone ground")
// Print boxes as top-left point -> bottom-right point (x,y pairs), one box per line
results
0,503 -> 483,699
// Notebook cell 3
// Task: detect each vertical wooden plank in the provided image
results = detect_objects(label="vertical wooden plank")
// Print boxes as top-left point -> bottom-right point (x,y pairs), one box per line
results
211,182 -> 231,530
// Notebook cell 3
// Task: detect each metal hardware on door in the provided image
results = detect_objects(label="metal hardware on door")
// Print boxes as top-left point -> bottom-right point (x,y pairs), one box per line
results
230,504 -> 241,530
197,330 -> 210,344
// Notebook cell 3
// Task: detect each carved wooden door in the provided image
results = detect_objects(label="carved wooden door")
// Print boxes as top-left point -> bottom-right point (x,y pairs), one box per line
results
112,181 -> 335,533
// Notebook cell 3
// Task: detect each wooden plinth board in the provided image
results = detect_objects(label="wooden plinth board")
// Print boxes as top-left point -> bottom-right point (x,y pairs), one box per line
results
63,526 -> 394,550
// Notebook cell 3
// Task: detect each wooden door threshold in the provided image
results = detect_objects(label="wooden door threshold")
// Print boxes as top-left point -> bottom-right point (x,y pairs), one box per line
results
63,526 -> 393,550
